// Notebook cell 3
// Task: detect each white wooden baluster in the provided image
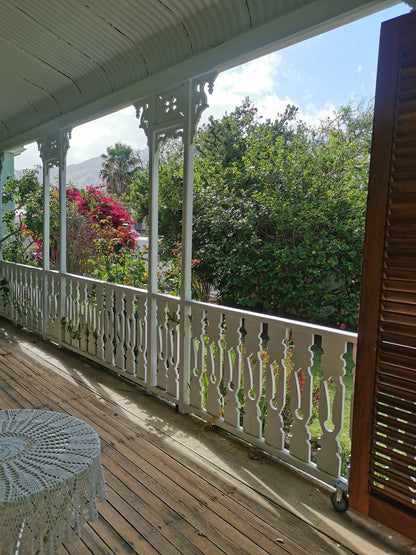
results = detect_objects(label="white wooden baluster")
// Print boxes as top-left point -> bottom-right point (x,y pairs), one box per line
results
289,329 -> 314,463
16,266 -> 22,323
104,285 -> 114,366
95,283 -> 105,361
20,267 -> 26,324
114,288 -> 125,371
66,277 -> 73,345
15,262 -> 21,321
1,265 -> 9,319
86,282 -> 97,356
35,271 -> 42,332
28,270 -> 33,326
316,335 -> 346,477
12,265 -> 17,321
27,271 -> 33,328
14,265 -> 18,319
9,267 -> 14,320
17,266 -> 23,322
76,278 -> 82,346
13,265 -> 17,319
190,306 -> 206,410
78,280 -> 87,352
7,265 -> 13,319
26,268 -> 30,323
166,300 -> 180,399
6,265 -> 11,319
25,268 -> 31,326
31,271 -> 37,329
64,278 -> 72,345
88,280 -> 96,355
136,294 -> 147,382
73,277 -> 80,347
16,265 -> 21,321
48,273 -> 59,340
154,299 -> 165,390
9,266 -> 14,318
69,277 -> 77,346
222,313 -> 243,429
205,307 -> 223,417
124,289 -> 135,376
23,267 -> 27,324
33,271 -> 39,329
264,323 -> 288,450
27,271 -> 32,327
81,279 -> 88,352
242,318 -> 263,439
165,301 -> 175,394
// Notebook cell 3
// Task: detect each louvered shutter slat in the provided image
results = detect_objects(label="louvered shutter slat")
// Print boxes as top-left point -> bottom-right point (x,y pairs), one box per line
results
368,44 -> 416,513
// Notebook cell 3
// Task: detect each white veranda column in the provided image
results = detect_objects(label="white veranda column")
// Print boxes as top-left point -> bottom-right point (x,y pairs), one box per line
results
134,72 -> 216,404
37,129 -> 71,338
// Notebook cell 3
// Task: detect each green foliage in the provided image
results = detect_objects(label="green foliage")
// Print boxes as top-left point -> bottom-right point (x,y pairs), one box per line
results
2,169 -> 45,265
193,100 -> 370,328
87,225 -> 146,287
126,98 -> 371,329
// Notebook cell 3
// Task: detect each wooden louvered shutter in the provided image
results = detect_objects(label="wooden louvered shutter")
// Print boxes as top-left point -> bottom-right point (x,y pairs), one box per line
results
349,11 -> 416,540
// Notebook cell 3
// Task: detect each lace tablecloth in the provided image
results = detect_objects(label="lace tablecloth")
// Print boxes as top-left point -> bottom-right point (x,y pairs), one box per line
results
0,409 -> 106,554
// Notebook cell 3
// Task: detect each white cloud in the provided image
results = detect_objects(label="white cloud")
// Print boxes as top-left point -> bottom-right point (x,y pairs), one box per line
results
256,94 -> 297,120
300,101 -> 337,126
216,52 -> 284,96
201,52 -> 298,124
68,106 -> 147,165
14,106 -> 148,171
14,143 -> 41,171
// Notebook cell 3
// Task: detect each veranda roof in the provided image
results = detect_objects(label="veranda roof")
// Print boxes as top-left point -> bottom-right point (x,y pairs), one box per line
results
0,0 -> 398,152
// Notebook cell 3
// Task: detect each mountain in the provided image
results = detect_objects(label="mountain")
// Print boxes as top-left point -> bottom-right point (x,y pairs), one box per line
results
60,156 -> 103,188
15,149 -> 149,189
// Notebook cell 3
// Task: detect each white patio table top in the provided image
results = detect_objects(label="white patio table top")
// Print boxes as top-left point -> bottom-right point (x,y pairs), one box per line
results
0,409 -> 106,554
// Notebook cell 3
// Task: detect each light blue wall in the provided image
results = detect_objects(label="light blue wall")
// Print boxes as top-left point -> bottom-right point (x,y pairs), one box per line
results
0,151 -> 17,245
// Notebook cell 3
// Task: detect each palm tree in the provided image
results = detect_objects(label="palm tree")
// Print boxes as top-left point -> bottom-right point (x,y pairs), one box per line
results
100,143 -> 141,196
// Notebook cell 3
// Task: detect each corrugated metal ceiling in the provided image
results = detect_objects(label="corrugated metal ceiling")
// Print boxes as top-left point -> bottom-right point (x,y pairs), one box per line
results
0,0 -> 399,151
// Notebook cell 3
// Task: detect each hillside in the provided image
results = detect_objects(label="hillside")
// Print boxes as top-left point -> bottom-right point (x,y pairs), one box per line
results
16,149 -> 148,189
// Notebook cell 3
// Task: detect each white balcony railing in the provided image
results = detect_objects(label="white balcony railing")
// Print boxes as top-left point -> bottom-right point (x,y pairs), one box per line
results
0,260 -> 357,486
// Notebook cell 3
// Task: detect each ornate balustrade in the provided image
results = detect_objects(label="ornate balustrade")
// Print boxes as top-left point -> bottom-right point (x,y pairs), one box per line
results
0,260 -> 356,485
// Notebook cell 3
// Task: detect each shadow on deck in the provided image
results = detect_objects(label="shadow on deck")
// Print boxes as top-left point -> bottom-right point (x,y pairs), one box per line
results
0,317 -> 412,554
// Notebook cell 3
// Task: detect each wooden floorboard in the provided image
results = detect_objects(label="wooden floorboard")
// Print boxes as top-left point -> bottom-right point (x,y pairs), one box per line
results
0,324 -> 353,554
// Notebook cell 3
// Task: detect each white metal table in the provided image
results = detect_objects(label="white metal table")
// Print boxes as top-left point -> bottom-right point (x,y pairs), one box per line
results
0,409 -> 106,554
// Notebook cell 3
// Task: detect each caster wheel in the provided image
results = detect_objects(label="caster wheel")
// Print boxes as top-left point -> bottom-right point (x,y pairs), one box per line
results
331,490 -> 348,512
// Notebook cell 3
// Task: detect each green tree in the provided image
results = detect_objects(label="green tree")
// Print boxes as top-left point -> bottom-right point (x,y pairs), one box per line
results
121,99 -> 373,328
192,100 -> 371,328
100,142 -> 142,197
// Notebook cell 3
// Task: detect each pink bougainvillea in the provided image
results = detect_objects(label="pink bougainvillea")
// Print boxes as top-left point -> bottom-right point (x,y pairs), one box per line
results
66,185 -> 138,249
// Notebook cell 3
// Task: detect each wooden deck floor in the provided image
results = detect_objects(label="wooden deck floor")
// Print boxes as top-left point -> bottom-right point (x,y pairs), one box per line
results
0,319 -> 409,555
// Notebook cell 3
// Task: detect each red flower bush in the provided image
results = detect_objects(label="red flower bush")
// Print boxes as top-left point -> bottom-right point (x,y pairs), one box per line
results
66,185 -> 137,249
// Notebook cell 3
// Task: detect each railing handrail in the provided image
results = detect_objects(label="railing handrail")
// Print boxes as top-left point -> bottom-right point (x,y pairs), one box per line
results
186,298 -> 357,342
0,259 -> 356,486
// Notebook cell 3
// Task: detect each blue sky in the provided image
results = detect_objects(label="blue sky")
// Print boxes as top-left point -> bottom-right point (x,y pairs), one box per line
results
15,2 -> 411,170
